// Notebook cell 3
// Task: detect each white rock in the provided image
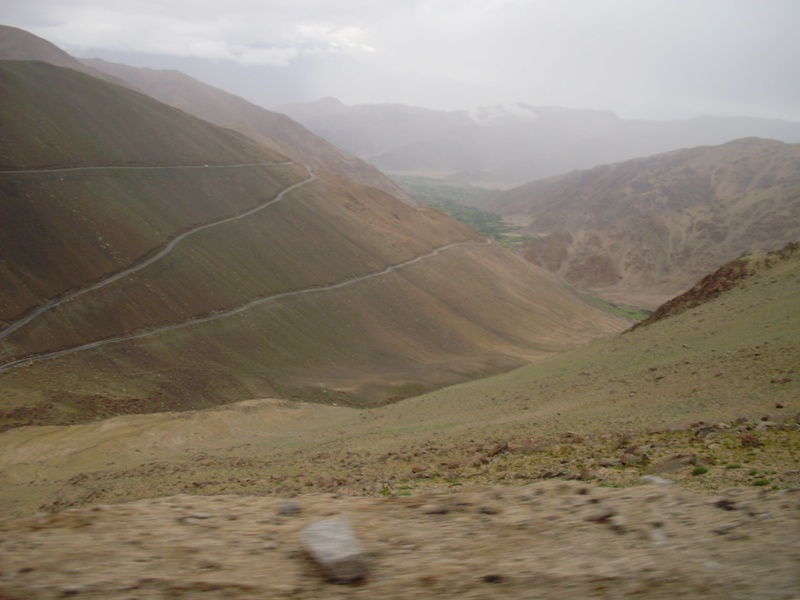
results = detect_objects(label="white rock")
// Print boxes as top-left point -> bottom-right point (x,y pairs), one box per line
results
301,517 -> 368,583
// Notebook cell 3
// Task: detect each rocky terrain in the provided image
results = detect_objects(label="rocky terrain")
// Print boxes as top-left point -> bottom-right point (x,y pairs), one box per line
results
1,243 -> 796,598
479,138 -> 800,308
1,25 -> 799,600
1,479 -> 798,599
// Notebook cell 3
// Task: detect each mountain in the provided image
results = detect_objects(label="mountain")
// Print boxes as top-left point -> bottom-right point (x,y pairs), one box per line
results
0,25 -> 410,202
475,138 -> 800,308
79,59 -> 413,202
0,24 -> 126,86
1,242 -> 797,515
0,60 -> 625,429
279,99 -> 800,187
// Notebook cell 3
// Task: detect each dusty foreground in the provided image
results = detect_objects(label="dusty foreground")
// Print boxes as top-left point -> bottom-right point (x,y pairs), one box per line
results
1,480 -> 798,599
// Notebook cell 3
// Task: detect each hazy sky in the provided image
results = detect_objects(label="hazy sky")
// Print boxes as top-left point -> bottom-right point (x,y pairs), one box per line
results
2,0 -> 799,120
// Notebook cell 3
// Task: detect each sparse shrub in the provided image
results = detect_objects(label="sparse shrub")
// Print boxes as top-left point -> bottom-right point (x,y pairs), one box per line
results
725,463 -> 741,469
752,478 -> 771,486
748,468 -> 759,476
692,466 -> 709,476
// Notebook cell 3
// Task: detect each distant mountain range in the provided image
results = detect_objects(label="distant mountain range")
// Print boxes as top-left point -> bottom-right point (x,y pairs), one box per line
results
279,98 -> 800,187
80,57 -> 414,203
0,26 -> 625,428
473,137 -> 800,308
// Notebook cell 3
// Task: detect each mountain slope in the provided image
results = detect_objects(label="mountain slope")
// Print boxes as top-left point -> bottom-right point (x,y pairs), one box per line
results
80,58 -> 414,202
0,60 -> 625,428
478,138 -> 800,307
0,24 -> 126,86
1,243 -> 797,516
280,99 -> 800,187
0,25 -> 412,202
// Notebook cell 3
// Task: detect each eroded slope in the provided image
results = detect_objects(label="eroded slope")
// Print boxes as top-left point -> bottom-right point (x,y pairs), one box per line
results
481,138 -> 800,307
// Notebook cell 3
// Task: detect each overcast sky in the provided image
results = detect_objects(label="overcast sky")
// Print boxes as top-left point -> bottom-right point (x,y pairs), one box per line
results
2,0 -> 799,121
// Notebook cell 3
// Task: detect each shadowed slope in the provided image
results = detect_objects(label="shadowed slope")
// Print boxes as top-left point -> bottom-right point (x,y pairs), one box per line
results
0,61 -> 625,427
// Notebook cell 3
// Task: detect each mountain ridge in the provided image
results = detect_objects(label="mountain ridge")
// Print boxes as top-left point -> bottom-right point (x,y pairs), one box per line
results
79,58 -> 415,202
279,98 -> 800,187
477,137 -> 800,307
0,25 -> 411,202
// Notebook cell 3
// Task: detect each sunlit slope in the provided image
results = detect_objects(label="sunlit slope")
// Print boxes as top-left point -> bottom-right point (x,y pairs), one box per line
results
0,61 -> 625,424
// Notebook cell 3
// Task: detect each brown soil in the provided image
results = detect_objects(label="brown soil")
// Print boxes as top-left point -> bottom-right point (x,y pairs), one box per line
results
1,481 -> 798,599
0,221 -> 798,599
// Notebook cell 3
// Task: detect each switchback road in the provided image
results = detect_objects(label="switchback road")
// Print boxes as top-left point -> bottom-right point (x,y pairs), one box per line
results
0,240 -> 489,374
0,162 -> 312,341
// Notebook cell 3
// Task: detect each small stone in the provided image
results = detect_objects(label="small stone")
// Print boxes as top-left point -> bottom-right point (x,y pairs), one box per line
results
638,475 -> 673,485
609,514 -> 627,532
740,434 -> 760,448
277,501 -> 302,516
489,441 -> 509,457
585,506 -> 618,523
421,503 -> 449,515
198,558 -> 222,570
714,499 -> 737,511
301,517 -> 368,584
755,421 -> 779,431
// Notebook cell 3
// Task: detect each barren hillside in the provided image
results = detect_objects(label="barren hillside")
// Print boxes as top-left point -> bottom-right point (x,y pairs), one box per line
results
0,246 -> 798,598
0,60 -> 625,429
479,138 -> 800,307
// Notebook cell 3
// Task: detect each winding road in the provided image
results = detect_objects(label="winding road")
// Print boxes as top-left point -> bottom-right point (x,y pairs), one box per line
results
0,239 -> 488,375
0,161 -> 490,375
0,162 -> 313,341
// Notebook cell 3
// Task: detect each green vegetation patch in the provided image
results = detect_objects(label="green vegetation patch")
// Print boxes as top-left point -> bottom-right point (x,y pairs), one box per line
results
580,293 -> 652,322
389,175 -> 515,242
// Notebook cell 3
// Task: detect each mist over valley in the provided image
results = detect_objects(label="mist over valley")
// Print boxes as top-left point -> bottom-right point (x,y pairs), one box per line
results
0,9 -> 798,596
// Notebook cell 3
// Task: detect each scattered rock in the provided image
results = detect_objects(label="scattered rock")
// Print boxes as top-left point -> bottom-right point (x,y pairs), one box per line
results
714,499 -> 737,511
488,441 -> 509,457
585,506 -> 618,523
755,421 -> 779,431
740,434 -> 760,448
638,475 -> 673,485
301,517 -> 368,584
277,501 -> 302,516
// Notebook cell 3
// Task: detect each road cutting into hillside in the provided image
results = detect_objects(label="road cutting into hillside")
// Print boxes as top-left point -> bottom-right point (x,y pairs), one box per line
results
0,161 -> 293,175
0,234 -> 490,375
0,161 -> 310,341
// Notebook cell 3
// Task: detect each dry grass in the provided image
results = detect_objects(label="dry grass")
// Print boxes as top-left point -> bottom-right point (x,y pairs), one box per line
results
1,246 -> 797,518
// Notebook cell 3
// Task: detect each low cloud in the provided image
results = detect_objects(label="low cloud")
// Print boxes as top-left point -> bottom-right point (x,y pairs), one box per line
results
2,0 -> 798,120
